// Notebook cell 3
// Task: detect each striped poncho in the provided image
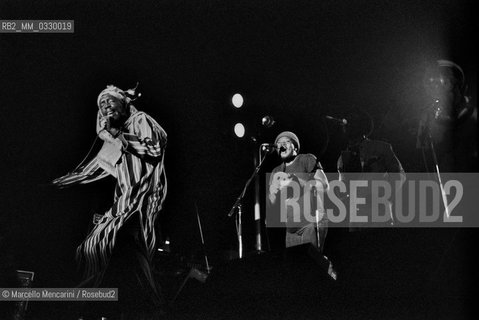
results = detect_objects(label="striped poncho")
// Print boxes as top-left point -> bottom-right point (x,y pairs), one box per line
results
53,108 -> 167,280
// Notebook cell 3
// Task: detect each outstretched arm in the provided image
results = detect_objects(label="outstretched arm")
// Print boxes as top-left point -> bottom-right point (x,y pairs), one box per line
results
52,157 -> 108,188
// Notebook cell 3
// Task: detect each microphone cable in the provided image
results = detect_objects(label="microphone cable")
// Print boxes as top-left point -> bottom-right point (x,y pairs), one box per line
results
70,134 -> 101,173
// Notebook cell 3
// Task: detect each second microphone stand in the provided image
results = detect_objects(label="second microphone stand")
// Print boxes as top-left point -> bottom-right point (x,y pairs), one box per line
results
227,145 -> 272,259
420,110 -> 451,218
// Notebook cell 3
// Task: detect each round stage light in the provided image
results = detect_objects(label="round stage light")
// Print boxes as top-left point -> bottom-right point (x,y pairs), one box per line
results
234,123 -> 245,138
232,93 -> 244,108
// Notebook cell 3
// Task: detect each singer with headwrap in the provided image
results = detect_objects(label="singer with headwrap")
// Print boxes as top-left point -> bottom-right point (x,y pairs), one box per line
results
53,84 -> 167,318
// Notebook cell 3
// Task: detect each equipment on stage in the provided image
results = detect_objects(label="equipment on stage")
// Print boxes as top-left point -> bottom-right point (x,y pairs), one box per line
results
12,270 -> 34,320
169,243 -> 337,307
324,115 -> 348,126
156,202 -> 212,305
228,144 -> 270,259
227,115 -> 278,256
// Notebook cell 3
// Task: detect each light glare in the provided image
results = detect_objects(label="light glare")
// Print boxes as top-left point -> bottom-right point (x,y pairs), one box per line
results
232,93 -> 244,108
234,123 -> 245,138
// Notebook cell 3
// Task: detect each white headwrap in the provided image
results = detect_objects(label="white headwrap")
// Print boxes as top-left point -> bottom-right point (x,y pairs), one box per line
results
95,84 -> 140,176
95,84 -> 139,134
97,85 -> 130,107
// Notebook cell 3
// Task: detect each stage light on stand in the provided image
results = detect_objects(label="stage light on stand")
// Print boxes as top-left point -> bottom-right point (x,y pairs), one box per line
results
234,123 -> 245,138
232,93 -> 244,108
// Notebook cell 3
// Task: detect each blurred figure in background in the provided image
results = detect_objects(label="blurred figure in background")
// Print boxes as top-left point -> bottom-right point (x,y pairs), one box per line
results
417,59 -> 477,172
337,109 -> 406,229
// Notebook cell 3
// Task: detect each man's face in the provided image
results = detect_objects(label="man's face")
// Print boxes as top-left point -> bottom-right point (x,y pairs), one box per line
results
276,137 -> 296,160
424,67 -> 463,117
99,94 -> 128,123
426,74 -> 455,103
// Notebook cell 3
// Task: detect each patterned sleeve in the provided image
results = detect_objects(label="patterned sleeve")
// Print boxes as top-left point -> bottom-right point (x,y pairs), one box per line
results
52,157 -> 108,187
120,112 -> 167,159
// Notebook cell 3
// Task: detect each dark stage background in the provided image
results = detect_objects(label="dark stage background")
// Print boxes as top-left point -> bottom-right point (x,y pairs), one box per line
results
0,0 -> 477,317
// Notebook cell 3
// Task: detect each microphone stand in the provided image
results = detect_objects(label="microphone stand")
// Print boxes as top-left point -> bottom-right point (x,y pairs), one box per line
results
422,110 -> 451,219
228,146 -> 273,259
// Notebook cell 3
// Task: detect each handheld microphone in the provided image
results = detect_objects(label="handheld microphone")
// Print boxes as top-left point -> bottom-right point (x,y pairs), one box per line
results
261,143 -> 278,151
261,143 -> 286,153
325,115 -> 348,125
100,114 -> 113,131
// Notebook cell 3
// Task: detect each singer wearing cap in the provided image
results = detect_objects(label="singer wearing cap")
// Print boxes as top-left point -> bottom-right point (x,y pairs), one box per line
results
53,84 -> 167,318
268,131 -> 329,252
